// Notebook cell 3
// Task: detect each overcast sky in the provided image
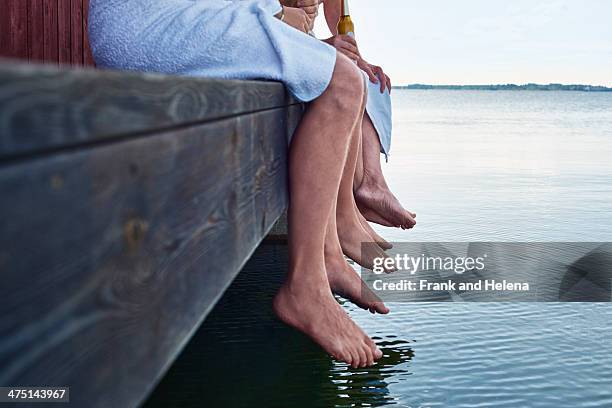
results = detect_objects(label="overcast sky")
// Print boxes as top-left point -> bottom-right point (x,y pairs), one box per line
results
313,0 -> 612,86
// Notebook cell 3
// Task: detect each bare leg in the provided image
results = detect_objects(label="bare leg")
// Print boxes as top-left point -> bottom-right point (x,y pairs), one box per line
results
355,114 -> 416,229
273,55 -> 382,368
324,89 -> 390,314
325,203 -> 390,314
353,128 -> 393,250
335,88 -> 390,269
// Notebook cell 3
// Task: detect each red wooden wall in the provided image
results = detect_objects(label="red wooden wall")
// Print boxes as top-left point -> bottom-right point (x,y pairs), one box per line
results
0,0 -> 94,66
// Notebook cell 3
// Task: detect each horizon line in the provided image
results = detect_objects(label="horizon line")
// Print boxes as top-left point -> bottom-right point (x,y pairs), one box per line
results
393,83 -> 612,89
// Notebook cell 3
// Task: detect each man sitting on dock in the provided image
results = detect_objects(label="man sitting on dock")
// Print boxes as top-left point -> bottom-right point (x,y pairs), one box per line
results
293,0 -> 417,234
88,0 -> 415,368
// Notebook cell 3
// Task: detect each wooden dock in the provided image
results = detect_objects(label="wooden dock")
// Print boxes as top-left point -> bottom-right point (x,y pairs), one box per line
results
0,60 -> 302,407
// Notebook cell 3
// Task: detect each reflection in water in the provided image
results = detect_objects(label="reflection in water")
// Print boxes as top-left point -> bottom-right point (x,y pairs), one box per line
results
145,245 -> 612,407
145,243 -> 413,408
327,334 -> 414,407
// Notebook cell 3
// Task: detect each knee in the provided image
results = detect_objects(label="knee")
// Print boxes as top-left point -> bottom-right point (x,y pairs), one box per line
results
325,53 -> 366,117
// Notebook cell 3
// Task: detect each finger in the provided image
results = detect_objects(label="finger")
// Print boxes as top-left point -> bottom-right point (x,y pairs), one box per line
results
363,65 -> 378,83
338,45 -> 359,61
302,5 -> 318,14
374,69 -> 384,92
376,71 -> 387,93
303,17 -> 310,33
339,41 -> 358,56
340,34 -> 358,47
372,67 -> 385,93
376,68 -> 391,93
340,48 -> 360,62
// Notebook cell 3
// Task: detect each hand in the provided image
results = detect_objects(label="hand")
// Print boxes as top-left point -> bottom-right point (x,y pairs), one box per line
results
281,6 -> 311,33
296,0 -> 319,23
324,34 -> 360,62
358,60 -> 392,93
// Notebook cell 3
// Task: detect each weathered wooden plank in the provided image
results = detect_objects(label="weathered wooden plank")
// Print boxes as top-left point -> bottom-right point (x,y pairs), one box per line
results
0,103 -> 300,407
82,0 -> 95,66
70,0 -> 83,65
42,0 -> 59,63
0,62 -> 299,161
57,0 -> 71,64
27,0 -> 45,61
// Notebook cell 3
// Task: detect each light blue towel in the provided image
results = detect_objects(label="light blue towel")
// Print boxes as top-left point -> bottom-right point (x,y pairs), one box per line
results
365,76 -> 393,159
89,0 -> 337,102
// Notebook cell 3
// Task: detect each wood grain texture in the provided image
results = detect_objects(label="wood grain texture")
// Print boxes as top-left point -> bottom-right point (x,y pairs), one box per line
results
0,104 -> 300,407
8,0 -> 29,59
57,0 -> 71,64
28,0 -> 45,61
0,62 -> 299,161
42,0 -> 59,63
2,0 -> 94,65
70,0 -> 83,65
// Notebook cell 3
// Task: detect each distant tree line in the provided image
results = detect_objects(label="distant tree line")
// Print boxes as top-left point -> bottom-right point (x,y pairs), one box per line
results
394,83 -> 612,92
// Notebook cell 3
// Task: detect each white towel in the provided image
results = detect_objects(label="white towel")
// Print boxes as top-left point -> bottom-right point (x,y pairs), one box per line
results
89,0 -> 337,102
365,77 -> 393,159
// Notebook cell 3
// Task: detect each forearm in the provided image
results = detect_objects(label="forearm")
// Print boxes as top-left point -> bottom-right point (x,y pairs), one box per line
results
323,0 -> 341,35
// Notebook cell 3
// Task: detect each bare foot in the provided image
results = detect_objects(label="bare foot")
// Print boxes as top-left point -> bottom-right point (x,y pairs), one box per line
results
274,281 -> 383,367
355,182 -> 416,229
355,205 -> 393,250
337,209 -> 390,269
326,254 -> 390,314
357,206 -> 395,228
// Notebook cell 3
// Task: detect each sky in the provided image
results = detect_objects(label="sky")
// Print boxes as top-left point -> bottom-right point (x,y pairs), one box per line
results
313,0 -> 612,86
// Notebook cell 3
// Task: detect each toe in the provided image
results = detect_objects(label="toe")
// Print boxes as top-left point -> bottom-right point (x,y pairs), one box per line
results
381,241 -> 393,250
341,350 -> 353,366
362,342 -> 375,366
400,210 -> 417,228
356,346 -> 368,368
364,337 -> 383,360
363,336 -> 382,361
348,346 -> 361,368
333,344 -> 353,366
375,302 -> 390,314
373,345 -> 383,360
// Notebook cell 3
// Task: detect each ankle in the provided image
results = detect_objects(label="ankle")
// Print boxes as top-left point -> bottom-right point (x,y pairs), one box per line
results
283,271 -> 330,295
324,247 -> 346,269
361,176 -> 386,191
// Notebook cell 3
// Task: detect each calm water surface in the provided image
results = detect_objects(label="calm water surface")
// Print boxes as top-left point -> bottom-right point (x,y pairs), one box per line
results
147,91 -> 612,407
384,90 -> 612,242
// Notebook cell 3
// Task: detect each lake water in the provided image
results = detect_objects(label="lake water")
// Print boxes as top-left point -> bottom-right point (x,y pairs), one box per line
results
383,90 -> 612,242
145,91 -> 612,407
